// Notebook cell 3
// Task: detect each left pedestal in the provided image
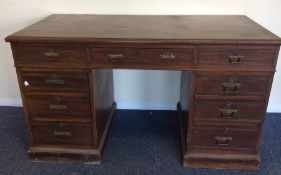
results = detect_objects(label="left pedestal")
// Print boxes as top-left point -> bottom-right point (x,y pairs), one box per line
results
16,67 -> 115,163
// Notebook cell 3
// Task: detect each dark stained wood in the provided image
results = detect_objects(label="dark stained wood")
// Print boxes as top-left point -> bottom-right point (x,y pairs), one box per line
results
193,100 -> 265,122
178,71 -> 192,156
184,153 -> 260,170
91,69 -> 114,143
91,45 -> 194,69
28,147 -> 101,163
19,70 -> 89,92
181,70 -> 276,169
188,126 -> 259,152
197,45 -> 279,71
31,122 -> 94,148
194,72 -> 272,98
5,15 -> 281,45
28,151 -> 101,163
5,15 -> 281,169
12,43 -> 89,67
26,94 -> 92,122
28,103 -> 116,163
177,103 -> 188,159
15,68 -> 35,146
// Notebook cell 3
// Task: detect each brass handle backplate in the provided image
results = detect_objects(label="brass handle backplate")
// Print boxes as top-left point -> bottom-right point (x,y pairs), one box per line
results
43,49 -> 59,61
54,131 -> 71,142
54,131 -> 71,136
45,79 -> 65,85
227,52 -> 244,64
215,136 -> 232,146
108,54 -> 124,63
219,109 -> 238,118
222,82 -> 241,92
160,52 -> 176,62
49,104 -> 68,110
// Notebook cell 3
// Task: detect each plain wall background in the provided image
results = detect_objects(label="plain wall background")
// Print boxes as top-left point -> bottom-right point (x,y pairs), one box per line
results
0,0 -> 280,111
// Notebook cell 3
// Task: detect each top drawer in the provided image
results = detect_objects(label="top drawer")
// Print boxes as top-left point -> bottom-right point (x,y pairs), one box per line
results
197,45 -> 278,70
91,45 -> 194,69
12,44 -> 88,67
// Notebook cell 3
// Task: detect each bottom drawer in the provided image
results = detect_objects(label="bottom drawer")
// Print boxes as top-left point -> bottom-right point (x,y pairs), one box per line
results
189,127 -> 259,152
31,122 -> 94,148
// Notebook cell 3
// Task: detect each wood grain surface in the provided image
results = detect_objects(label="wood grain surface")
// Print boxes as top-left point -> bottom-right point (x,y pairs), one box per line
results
5,15 -> 281,44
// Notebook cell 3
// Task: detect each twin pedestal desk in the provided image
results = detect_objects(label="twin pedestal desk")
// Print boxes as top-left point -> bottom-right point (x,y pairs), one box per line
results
5,15 -> 281,170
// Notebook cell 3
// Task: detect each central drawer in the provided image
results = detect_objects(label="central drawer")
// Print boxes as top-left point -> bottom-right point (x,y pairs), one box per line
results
31,122 -> 94,148
26,94 -> 92,122
91,46 -> 194,69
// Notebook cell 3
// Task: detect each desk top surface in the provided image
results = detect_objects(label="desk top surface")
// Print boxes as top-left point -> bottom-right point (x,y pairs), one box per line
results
5,14 -> 281,44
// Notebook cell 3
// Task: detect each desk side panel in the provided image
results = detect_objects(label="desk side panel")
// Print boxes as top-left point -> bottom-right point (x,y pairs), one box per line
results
91,69 -> 115,145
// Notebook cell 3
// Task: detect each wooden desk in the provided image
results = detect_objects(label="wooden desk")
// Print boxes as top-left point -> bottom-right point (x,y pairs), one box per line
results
5,15 -> 281,170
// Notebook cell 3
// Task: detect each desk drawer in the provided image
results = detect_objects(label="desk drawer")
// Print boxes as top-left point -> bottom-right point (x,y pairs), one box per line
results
12,44 -> 88,67
31,122 -> 94,148
26,94 -> 92,122
19,71 -> 89,92
197,45 -> 277,69
189,127 -> 258,152
91,48 -> 137,67
193,100 -> 265,122
195,72 -> 270,97
91,46 -> 194,69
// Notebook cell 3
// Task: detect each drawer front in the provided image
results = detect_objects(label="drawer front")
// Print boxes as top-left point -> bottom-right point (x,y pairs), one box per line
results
139,48 -> 194,68
91,48 -> 137,67
20,71 -> 89,92
189,127 -> 258,151
193,100 -> 265,121
195,73 -> 270,97
91,46 -> 194,69
26,95 -> 92,122
197,45 -> 277,69
31,122 -> 94,147
12,44 -> 88,67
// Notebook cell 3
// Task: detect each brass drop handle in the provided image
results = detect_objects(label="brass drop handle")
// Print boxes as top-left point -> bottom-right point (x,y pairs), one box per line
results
215,136 -> 232,146
219,109 -> 238,118
227,52 -> 244,64
222,82 -> 241,92
54,131 -> 71,142
49,104 -> 68,110
108,54 -> 124,63
45,79 -> 65,85
160,52 -> 176,62
43,49 -> 59,61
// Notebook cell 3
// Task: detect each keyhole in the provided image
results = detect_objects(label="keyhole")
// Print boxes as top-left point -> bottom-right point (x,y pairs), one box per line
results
224,128 -> 229,133
139,50 -> 144,57
226,101 -> 232,108
230,76 -> 235,83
